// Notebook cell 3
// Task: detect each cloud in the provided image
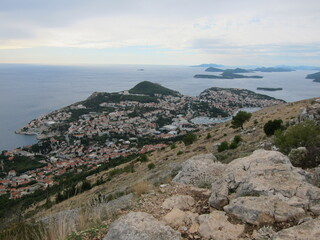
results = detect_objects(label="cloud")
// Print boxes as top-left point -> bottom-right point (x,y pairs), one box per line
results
0,0 -> 319,64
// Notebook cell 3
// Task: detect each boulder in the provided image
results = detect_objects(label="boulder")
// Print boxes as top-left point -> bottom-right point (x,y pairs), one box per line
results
209,150 -> 320,224
163,208 -> 198,229
162,195 -> 196,210
104,212 -> 182,240
223,196 -> 305,225
173,153 -> 225,186
198,210 -> 245,240
274,217 -> 320,240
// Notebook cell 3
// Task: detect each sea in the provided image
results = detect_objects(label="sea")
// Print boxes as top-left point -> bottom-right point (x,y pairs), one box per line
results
1,64 -> 320,151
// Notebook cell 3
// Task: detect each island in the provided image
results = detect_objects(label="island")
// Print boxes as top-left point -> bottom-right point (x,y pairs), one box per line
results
195,68 -> 262,79
306,72 -> 320,83
254,67 -> 295,72
205,67 -> 224,72
257,87 -> 283,91
194,72 -> 263,79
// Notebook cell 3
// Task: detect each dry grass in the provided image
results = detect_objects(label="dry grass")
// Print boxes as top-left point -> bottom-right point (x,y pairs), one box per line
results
132,181 -> 152,196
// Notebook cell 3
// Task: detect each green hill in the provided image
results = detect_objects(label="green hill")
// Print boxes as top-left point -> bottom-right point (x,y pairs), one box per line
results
129,81 -> 180,96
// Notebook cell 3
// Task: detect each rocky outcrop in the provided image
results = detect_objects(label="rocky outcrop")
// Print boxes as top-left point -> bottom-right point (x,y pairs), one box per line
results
198,210 -> 245,240
274,217 -> 320,240
104,212 -> 182,240
162,195 -> 196,210
209,150 -> 320,225
173,153 -> 225,186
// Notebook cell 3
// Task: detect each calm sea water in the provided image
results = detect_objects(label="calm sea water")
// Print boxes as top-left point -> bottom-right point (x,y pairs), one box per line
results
0,64 -> 319,151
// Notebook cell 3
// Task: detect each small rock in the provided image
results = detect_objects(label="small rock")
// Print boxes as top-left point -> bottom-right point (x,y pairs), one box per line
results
163,208 -> 198,229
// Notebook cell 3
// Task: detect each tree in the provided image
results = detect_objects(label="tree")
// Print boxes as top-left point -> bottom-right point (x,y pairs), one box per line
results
231,111 -> 252,129
183,133 -> 197,146
264,119 -> 284,136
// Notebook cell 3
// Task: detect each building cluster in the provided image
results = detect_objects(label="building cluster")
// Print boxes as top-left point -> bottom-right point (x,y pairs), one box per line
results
2,89 -> 284,199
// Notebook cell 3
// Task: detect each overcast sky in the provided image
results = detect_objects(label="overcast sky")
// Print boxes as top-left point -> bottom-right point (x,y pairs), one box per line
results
0,0 -> 319,66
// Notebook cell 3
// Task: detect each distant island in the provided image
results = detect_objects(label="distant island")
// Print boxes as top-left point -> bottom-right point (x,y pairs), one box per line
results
192,63 -> 224,68
195,67 -> 262,79
306,72 -> 320,83
254,67 -> 295,72
257,87 -> 283,91
205,67 -> 224,72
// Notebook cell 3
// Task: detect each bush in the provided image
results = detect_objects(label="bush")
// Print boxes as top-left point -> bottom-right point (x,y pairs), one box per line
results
170,144 -> 177,150
229,141 -> 238,149
274,120 -> 320,168
218,141 -> 229,152
233,135 -> 242,144
138,154 -> 149,162
182,133 -> 197,146
177,151 -> 183,155
274,120 -> 320,154
206,133 -> 212,139
264,119 -> 284,136
147,163 -> 155,170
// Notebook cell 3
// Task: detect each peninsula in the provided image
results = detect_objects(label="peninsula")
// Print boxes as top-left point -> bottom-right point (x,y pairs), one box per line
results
306,72 -> 320,82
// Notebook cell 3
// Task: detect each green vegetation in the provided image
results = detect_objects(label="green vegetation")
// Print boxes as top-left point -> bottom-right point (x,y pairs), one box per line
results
147,163 -> 156,170
264,119 -> 284,136
2,155 -> 46,174
274,120 -> 320,168
177,151 -> 183,155
129,81 -> 180,96
206,133 -> 212,139
137,154 -> 149,162
170,144 -> 177,149
274,120 -> 320,154
218,135 -> 242,152
182,133 -> 197,146
218,141 -> 229,152
231,111 -> 252,129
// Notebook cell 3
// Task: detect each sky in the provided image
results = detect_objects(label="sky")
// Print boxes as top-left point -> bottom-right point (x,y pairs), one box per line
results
0,0 -> 319,66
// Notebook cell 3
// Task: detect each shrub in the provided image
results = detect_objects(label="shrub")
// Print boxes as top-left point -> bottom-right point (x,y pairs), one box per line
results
274,120 -> 320,168
147,163 -> 155,170
229,141 -> 238,149
206,133 -> 212,139
182,133 -> 197,146
218,141 -> 229,152
274,120 -> 320,154
264,119 -> 284,136
233,135 -> 242,144
138,154 -> 149,162
177,151 -> 183,155
170,144 -> 177,150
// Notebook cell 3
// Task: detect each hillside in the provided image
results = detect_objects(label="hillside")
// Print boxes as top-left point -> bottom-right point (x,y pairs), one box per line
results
128,81 -> 180,96
254,67 -> 295,72
1,97 -> 320,240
